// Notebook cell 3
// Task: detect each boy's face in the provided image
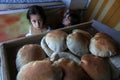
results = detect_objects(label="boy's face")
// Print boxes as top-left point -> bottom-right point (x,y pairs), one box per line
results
30,14 -> 44,29
62,14 -> 71,26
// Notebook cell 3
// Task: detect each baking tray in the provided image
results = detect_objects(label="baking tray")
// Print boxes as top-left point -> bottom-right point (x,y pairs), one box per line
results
1,20 -> 120,80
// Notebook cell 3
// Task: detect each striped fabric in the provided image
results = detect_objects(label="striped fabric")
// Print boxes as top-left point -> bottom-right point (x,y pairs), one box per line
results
0,0 -> 61,4
84,0 -> 120,31
0,2 -> 64,11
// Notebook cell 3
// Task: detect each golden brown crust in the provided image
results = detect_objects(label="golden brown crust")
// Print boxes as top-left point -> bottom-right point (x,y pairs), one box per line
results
16,44 -> 46,71
72,29 -> 92,40
17,59 -> 63,80
54,58 -> 92,80
46,30 -> 67,41
89,32 -> 119,57
45,30 -> 68,52
81,54 -> 111,80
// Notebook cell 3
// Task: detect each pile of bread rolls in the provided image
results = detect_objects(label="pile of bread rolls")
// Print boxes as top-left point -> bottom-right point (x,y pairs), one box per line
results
16,29 -> 120,80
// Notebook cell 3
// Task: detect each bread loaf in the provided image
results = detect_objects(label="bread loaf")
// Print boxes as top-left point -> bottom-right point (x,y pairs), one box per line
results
41,30 -> 68,57
16,59 -> 63,80
89,32 -> 119,57
66,29 -> 92,57
16,44 -> 46,71
54,58 -> 92,80
41,36 -> 53,57
81,54 -> 111,80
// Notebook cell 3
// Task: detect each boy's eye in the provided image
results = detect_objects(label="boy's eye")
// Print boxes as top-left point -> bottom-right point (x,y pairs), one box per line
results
32,19 -> 42,23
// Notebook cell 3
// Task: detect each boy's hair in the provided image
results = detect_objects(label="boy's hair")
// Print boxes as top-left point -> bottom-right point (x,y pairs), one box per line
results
69,12 -> 80,25
27,5 -> 46,24
64,10 -> 80,25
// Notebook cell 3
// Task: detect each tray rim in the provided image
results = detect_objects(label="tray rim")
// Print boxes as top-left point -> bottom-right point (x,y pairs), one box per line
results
0,20 -> 93,80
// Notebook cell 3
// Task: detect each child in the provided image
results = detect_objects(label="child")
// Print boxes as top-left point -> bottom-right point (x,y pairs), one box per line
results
58,9 -> 80,28
26,5 -> 51,36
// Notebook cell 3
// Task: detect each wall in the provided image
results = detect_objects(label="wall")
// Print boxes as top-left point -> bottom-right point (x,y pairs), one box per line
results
0,10 -> 29,42
83,0 -> 120,31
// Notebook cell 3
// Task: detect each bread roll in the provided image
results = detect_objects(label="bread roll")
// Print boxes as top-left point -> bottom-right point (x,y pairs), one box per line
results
81,54 -> 111,80
54,58 -> 92,80
66,29 -> 92,57
41,36 -> 53,57
89,32 -> 119,57
46,30 -> 67,52
16,59 -> 63,80
41,30 -> 68,57
16,44 -> 46,71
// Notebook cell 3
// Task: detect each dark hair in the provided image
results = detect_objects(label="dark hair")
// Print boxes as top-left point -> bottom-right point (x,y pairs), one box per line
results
27,5 -> 46,24
69,12 -> 80,25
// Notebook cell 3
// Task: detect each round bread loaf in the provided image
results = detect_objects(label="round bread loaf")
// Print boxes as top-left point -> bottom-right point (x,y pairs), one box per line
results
89,32 -> 119,57
66,29 -> 92,57
41,36 -> 54,57
54,58 -> 92,80
45,30 -> 67,52
41,30 -> 68,57
81,54 -> 111,80
16,44 -> 46,71
16,59 -> 63,80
